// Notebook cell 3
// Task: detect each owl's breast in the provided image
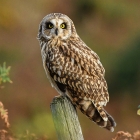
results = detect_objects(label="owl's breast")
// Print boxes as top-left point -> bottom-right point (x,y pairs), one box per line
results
40,41 -> 66,96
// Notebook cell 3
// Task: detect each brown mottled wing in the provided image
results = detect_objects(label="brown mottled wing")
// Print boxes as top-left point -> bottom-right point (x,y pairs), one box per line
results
47,37 -> 109,107
67,37 -> 109,104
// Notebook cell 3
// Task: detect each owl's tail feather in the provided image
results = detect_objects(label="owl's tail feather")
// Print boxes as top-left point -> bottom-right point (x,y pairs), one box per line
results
74,99 -> 116,132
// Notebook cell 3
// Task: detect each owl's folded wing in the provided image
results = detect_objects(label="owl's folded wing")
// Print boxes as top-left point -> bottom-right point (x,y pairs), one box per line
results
48,43 -> 109,106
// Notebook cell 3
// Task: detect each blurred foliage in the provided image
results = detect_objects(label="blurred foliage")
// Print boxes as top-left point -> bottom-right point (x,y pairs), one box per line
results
0,63 -> 11,139
0,62 -> 12,85
16,130 -> 48,140
75,0 -> 96,21
137,105 -> 140,116
112,131 -> 140,140
109,34 -> 140,96
0,102 -> 10,128
0,0 -> 18,30
13,112 -> 55,139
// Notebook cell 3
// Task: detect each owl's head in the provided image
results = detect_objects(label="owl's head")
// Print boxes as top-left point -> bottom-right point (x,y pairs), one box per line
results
38,13 -> 77,41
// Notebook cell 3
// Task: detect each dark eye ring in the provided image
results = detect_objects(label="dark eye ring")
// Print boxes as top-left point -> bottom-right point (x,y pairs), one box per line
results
46,22 -> 53,29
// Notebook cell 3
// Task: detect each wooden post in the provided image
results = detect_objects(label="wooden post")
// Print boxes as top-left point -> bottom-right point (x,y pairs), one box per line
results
50,96 -> 84,140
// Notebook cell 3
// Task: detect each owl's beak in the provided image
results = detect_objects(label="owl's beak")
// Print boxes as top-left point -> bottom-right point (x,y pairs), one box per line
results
55,28 -> 58,36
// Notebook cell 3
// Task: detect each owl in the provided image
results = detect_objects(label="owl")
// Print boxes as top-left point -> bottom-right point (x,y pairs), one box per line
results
37,13 -> 116,132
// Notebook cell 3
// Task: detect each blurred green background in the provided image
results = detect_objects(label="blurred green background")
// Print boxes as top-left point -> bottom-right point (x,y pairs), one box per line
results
0,0 -> 140,139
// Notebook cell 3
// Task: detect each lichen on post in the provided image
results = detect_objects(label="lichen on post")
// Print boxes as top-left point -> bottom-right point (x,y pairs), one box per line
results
50,96 -> 84,140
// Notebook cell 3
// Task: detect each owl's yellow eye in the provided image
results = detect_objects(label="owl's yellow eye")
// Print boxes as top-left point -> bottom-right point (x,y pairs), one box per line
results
46,22 -> 53,29
60,23 -> 66,29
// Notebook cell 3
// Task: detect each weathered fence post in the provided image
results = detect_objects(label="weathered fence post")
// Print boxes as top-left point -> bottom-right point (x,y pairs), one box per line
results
50,96 -> 84,140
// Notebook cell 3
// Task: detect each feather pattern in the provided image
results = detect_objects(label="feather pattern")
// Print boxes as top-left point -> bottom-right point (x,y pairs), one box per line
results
38,13 -> 116,132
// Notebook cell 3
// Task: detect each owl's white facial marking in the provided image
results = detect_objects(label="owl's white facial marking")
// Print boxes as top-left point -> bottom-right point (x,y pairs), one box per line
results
48,19 -> 65,37
42,18 -> 72,41
38,13 -> 77,42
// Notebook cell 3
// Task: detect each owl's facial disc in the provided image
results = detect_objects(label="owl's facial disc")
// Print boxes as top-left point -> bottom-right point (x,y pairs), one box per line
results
43,18 -> 71,40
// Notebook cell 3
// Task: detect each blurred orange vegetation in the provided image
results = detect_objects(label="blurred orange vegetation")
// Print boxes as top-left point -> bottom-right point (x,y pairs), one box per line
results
112,131 -> 140,140
0,0 -> 140,139
0,102 -> 10,128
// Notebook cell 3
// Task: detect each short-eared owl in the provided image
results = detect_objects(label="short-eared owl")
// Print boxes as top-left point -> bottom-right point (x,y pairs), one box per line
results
37,13 -> 116,132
